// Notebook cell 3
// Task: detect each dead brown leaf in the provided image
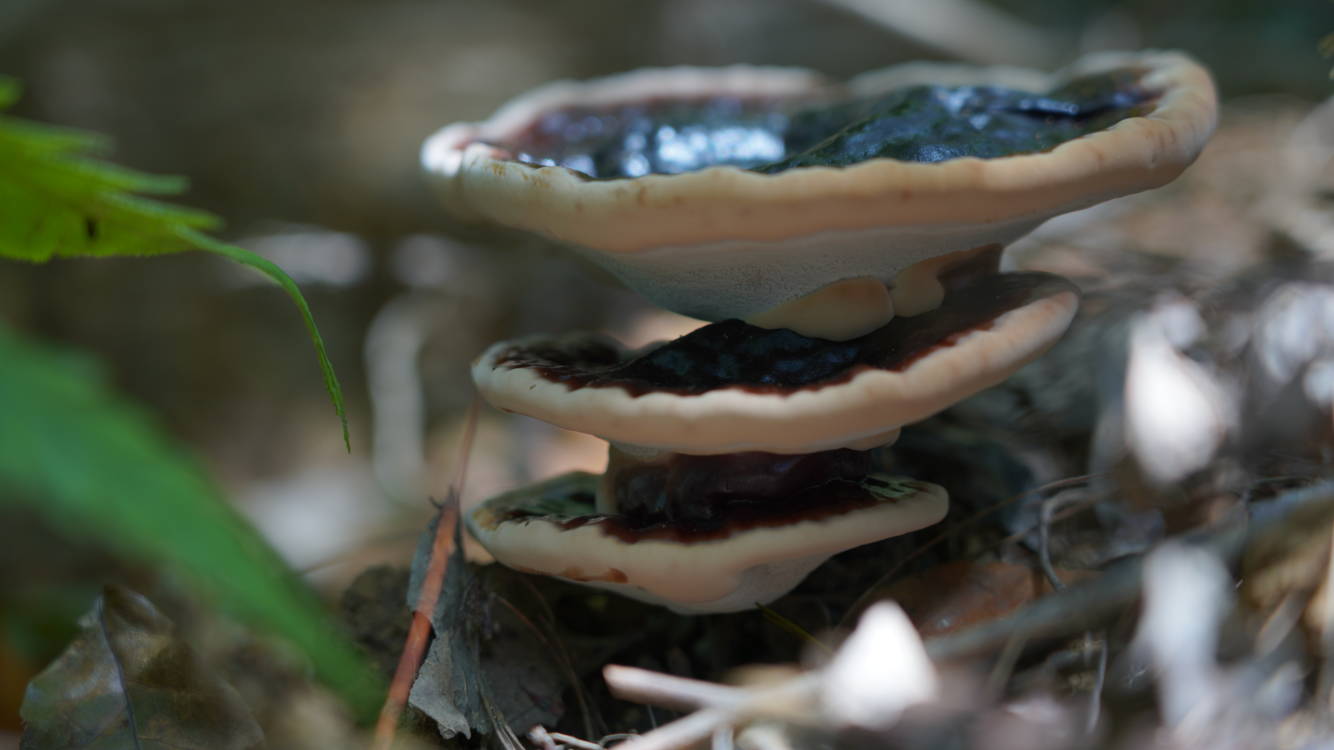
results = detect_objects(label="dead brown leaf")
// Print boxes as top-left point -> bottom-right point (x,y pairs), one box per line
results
19,585 -> 263,750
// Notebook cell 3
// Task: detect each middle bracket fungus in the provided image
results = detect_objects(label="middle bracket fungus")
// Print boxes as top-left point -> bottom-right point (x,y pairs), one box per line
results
427,51 -> 1216,613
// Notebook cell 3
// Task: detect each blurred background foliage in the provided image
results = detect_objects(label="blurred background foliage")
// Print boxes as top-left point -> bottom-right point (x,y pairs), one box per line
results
0,0 -> 1329,739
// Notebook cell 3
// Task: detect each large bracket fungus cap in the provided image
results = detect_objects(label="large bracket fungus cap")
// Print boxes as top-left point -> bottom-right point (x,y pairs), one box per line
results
423,51 -> 1216,323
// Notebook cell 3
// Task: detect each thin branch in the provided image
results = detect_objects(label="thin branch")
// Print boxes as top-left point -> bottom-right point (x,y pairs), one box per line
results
1039,490 -> 1087,591
613,707 -> 733,750
372,396 -> 480,750
1085,632 -> 1108,735
603,667 -> 819,750
603,666 -> 747,712
530,726 -> 607,750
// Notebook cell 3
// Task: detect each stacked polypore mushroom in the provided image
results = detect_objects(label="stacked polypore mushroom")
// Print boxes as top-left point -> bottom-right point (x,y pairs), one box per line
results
423,50 -> 1216,613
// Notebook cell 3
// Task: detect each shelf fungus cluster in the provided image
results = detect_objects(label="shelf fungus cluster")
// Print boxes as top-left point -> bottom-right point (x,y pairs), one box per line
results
423,51 -> 1216,613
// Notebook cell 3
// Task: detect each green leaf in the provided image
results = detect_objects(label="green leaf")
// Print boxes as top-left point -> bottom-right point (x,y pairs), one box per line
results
0,75 -> 209,261
0,325 -> 381,718
181,230 -> 349,450
20,585 -> 265,750
0,76 -> 347,449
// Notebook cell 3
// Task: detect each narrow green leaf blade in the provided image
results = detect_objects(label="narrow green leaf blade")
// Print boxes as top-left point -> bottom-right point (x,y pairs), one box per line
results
182,229 -> 350,451
0,325 -> 381,717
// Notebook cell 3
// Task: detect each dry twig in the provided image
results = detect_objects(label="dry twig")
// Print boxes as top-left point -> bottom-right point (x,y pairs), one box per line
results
372,396 -> 480,750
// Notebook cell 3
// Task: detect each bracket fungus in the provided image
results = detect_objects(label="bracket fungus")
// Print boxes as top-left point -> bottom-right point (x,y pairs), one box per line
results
424,50 -> 1216,613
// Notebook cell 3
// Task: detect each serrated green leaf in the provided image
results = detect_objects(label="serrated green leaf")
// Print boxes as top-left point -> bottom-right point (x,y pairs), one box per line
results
0,81 -> 214,261
0,79 -> 216,262
0,118 -> 218,262
0,325 -> 381,719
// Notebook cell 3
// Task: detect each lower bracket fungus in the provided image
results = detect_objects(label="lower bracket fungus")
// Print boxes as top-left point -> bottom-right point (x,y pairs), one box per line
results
427,51 -> 1216,613
468,472 -> 946,613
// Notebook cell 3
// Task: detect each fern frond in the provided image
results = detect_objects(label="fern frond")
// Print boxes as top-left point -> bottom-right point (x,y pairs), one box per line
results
0,76 -> 219,262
